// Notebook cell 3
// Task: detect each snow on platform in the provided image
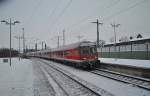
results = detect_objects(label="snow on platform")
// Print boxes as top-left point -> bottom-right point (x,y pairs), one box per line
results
41,59 -> 150,96
99,58 -> 150,69
0,58 -> 34,96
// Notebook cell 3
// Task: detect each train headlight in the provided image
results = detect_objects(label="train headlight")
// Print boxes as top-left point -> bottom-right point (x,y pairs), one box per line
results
83,58 -> 87,60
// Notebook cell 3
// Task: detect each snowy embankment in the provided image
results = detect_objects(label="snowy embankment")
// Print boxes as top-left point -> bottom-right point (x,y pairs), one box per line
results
99,58 -> 150,69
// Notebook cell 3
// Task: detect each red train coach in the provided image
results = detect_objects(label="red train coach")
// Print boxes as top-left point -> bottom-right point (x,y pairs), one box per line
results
27,41 -> 100,68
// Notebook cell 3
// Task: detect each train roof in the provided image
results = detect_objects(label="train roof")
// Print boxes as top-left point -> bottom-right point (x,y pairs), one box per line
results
28,41 -> 96,53
51,41 -> 96,52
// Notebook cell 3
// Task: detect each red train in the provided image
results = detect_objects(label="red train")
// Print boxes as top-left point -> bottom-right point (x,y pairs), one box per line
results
26,41 -> 100,68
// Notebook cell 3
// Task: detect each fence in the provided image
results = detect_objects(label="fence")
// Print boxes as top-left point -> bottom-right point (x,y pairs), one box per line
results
98,43 -> 150,60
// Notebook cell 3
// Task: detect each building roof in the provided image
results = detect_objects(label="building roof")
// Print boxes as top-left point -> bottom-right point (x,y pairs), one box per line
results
104,38 -> 150,47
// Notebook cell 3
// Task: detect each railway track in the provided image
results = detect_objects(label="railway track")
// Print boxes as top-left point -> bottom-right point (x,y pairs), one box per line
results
37,59 -> 114,96
38,60 -> 100,96
40,65 -> 70,96
91,68 -> 150,90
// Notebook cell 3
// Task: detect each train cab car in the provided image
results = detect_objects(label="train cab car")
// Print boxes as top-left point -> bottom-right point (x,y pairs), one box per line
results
50,41 -> 100,68
26,41 -> 100,68
79,43 -> 99,67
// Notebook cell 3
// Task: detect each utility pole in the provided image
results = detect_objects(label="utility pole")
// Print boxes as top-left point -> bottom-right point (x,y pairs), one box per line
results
45,43 -> 47,50
77,35 -> 83,42
41,41 -> 46,50
22,28 -> 25,53
26,45 -> 28,52
63,29 -> 65,46
91,19 -> 103,47
62,30 -> 65,58
42,41 -> 43,50
34,38 -> 39,51
57,36 -> 60,48
35,43 -> 37,51
1,18 -> 20,66
111,22 -> 120,57
14,36 -> 22,60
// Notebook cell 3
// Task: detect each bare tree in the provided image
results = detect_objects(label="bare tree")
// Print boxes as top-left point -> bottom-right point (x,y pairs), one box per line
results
137,34 -> 143,38
109,37 -> 115,43
129,36 -> 133,40
119,36 -> 129,42
99,40 -> 106,47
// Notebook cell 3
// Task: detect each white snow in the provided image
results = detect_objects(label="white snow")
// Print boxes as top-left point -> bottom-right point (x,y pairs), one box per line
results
41,59 -> 150,96
99,58 -> 150,69
0,58 -> 34,96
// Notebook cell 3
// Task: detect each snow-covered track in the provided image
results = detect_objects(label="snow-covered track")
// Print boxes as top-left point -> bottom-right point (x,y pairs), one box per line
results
38,59 -> 114,96
40,64 -> 70,96
91,68 -> 150,90
39,60 -> 100,96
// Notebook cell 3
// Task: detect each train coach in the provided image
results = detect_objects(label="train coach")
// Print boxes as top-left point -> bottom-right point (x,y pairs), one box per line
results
26,41 -> 100,68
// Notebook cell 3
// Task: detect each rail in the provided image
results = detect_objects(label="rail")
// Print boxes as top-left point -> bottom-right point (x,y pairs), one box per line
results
91,68 -> 150,90
38,59 -> 114,96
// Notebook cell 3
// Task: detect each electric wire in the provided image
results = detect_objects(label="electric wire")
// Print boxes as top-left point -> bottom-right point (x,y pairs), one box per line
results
103,0 -> 149,21
24,0 -> 43,27
48,0 -> 73,33
66,0 -> 149,36
65,0 -> 121,31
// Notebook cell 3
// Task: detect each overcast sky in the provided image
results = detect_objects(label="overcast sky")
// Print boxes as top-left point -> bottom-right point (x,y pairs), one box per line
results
0,0 -> 150,50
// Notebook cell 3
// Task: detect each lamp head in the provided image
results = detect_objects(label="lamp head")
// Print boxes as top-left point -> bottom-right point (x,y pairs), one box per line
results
116,24 -> 121,27
1,20 -> 6,23
1,20 -> 8,24
14,21 -> 20,24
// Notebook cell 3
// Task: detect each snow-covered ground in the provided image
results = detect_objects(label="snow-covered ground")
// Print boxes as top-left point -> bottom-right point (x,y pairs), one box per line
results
0,58 -> 34,96
1,57 -> 149,96
41,59 -> 150,96
99,58 -> 150,69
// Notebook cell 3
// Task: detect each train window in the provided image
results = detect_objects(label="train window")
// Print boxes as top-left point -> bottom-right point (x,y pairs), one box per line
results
82,50 -> 89,54
80,47 -> 90,54
91,47 -> 96,53
89,47 -> 95,54
64,51 -> 69,56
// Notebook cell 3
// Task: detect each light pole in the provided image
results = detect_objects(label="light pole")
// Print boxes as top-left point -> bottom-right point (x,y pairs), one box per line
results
35,38 -> 39,51
1,18 -> 20,66
111,22 -> 120,58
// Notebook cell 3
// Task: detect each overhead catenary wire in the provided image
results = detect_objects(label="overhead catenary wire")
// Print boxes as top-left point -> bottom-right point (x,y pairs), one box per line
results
48,0 -> 73,33
103,0 -> 149,21
47,0 -> 62,25
21,0 -> 149,47
66,0 -> 148,37
65,0 -> 122,31
24,0 -> 43,27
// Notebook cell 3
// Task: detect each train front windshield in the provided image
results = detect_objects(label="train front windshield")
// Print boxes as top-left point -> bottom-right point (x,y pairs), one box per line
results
80,46 -> 97,54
